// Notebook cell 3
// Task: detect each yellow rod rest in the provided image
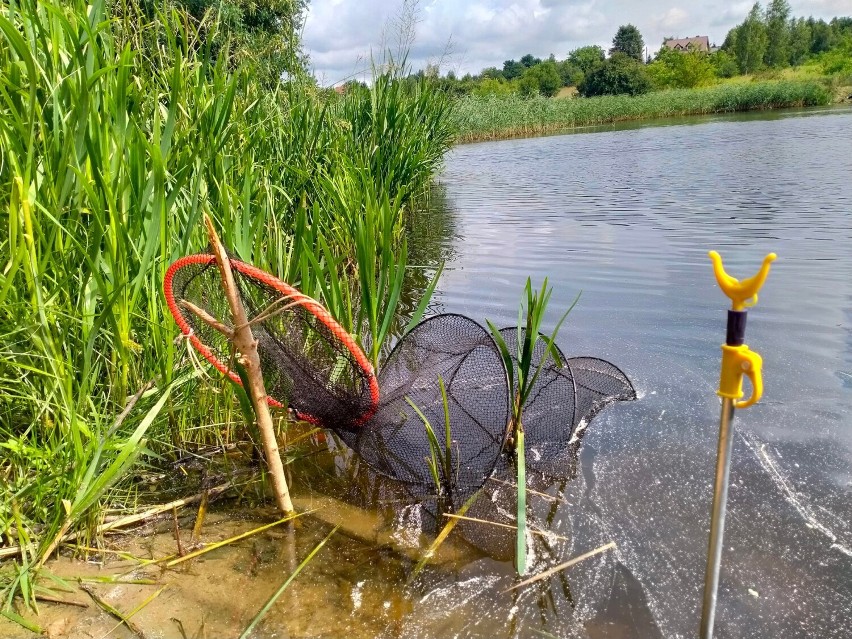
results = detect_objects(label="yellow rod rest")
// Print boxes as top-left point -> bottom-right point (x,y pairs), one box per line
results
708,251 -> 777,311
718,344 -> 763,408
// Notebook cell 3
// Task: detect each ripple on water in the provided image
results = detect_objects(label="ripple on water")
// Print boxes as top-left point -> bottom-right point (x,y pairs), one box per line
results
422,108 -> 852,638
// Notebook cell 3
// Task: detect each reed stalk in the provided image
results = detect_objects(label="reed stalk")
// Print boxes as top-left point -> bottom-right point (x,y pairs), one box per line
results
488,279 -> 578,575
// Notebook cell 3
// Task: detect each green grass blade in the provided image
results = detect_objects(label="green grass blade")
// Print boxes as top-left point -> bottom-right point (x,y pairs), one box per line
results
1,608 -> 42,634
239,526 -> 338,639
403,260 -> 444,334
406,397 -> 443,493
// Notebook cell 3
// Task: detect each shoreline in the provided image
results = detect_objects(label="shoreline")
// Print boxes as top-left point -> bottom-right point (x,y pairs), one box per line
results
452,79 -> 849,144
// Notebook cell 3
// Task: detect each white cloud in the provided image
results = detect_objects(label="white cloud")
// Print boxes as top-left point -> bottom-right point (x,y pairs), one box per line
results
302,0 -> 852,83
654,7 -> 689,32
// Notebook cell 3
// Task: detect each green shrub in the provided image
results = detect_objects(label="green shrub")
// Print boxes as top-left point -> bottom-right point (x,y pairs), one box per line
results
579,53 -> 652,96
648,47 -> 716,89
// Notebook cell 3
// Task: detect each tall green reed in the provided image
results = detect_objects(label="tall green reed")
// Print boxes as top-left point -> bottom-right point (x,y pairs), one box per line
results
0,0 -> 454,598
488,279 -> 577,575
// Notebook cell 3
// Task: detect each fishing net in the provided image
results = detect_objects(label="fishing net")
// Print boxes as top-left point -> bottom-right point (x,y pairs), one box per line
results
164,255 -> 634,509
496,328 -> 636,476
344,314 -> 509,499
164,255 -> 379,429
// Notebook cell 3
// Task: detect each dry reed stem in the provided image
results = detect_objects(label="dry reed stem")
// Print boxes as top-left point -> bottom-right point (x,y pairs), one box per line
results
191,489 -> 209,542
0,484 -> 231,560
165,511 -> 310,567
442,514 -> 571,541
504,541 -> 617,592
203,214 -> 294,515
487,477 -> 568,504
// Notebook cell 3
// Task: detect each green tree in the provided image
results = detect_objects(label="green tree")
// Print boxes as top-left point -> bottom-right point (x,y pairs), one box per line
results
557,60 -> 582,86
788,17 -> 812,65
648,46 -> 715,88
710,50 -> 739,78
520,53 -> 543,67
568,45 -> 606,73
481,66 -> 505,80
579,53 -> 652,96
533,60 -> 562,96
503,59 -> 525,79
734,3 -> 768,73
518,70 -> 540,97
764,0 -> 791,67
809,19 -> 834,54
169,0 -> 308,85
473,77 -> 515,97
610,24 -> 645,62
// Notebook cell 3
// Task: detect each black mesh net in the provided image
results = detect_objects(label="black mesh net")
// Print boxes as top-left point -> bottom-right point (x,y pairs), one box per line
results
166,257 -> 635,520
497,328 -> 636,476
344,314 -> 509,501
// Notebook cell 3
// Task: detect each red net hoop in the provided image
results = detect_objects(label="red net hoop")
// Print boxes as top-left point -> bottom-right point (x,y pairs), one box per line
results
164,254 -> 379,428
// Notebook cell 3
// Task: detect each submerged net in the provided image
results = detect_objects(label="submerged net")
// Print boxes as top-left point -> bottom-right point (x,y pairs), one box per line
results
497,328 -> 636,476
345,314 -> 509,498
164,255 -> 635,510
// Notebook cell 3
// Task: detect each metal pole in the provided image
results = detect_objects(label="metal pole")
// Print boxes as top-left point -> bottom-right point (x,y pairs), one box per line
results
700,398 -> 736,639
701,250 -> 774,639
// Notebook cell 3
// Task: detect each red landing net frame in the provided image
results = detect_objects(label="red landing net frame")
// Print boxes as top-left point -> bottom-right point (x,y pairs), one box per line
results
163,254 -> 380,427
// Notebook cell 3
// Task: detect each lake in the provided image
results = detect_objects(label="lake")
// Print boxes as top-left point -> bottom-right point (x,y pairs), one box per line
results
15,108 -> 849,639
410,106 -> 852,638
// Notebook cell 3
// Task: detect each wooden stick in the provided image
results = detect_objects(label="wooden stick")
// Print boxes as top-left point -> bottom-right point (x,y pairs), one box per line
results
34,594 -> 89,608
504,541 -> 617,592
179,300 -> 234,338
172,507 -> 184,556
203,214 -> 293,515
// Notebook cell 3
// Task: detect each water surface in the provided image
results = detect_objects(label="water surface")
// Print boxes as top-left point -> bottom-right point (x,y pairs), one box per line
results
419,106 -> 852,638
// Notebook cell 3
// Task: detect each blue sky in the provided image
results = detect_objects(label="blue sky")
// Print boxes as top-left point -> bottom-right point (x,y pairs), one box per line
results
302,0 -> 852,85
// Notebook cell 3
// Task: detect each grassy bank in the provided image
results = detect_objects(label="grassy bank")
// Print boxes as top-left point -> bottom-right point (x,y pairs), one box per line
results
452,80 -> 834,142
0,0 -> 453,599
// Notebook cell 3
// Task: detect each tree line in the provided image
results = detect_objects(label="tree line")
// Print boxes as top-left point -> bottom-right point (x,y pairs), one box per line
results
724,1 -> 852,73
419,2 -> 851,99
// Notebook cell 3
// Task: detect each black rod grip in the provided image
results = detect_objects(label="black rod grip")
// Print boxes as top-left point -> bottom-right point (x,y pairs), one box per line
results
726,310 -> 747,346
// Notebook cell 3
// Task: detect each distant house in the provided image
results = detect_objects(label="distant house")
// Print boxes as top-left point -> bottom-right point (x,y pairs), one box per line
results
663,36 -> 710,52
